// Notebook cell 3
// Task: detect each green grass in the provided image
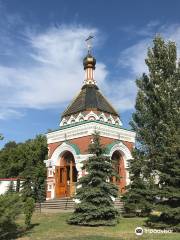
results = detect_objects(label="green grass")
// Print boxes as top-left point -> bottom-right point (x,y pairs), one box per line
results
15,212 -> 180,240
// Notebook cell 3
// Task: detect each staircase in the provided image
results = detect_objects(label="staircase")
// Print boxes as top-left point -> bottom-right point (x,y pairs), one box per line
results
35,197 -> 124,213
114,198 -> 124,213
35,198 -> 75,212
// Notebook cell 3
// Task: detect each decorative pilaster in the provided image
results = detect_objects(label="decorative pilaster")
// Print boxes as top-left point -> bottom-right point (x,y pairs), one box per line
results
70,160 -> 73,196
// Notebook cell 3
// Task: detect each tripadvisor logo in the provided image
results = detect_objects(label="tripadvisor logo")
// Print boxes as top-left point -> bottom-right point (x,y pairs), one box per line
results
135,226 -> 173,235
135,227 -> 143,236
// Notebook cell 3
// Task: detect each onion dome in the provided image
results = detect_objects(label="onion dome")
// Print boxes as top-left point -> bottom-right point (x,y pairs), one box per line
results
83,53 -> 96,70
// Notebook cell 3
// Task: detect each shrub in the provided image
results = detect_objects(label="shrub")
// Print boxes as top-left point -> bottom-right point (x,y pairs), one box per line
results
24,197 -> 35,229
0,193 -> 22,238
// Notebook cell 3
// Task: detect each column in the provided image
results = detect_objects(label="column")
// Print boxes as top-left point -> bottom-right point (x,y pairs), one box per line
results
70,160 -> 73,197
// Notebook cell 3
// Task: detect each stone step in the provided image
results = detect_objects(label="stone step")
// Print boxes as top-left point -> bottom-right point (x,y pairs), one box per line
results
35,198 -> 75,211
36,198 -> 124,212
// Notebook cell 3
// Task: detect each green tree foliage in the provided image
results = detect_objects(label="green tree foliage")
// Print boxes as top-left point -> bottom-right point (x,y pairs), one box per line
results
0,135 -> 48,202
0,193 -> 22,239
124,36 -> 180,230
68,133 -> 119,226
24,197 -> 35,229
122,150 -> 154,217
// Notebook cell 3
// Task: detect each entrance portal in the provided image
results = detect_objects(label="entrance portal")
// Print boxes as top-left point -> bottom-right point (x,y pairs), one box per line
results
111,151 -> 126,193
55,151 -> 78,198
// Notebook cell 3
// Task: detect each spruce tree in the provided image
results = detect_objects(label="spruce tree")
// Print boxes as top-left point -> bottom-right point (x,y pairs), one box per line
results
122,150 -> 154,217
126,36 -> 180,230
68,132 -> 119,226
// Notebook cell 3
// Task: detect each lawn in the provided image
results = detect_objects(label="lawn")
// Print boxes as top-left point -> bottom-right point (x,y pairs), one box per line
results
15,212 -> 180,240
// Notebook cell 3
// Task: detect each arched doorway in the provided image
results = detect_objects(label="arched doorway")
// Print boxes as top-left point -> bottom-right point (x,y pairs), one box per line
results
55,151 -> 78,198
111,150 -> 126,193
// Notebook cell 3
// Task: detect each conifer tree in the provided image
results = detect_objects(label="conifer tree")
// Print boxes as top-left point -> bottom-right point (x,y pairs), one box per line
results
125,36 -> 180,230
122,150 -> 154,217
68,132 -> 119,226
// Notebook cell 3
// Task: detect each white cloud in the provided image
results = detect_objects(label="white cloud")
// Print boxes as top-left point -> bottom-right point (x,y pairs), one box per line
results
118,23 -> 180,77
115,23 -> 180,113
118,39 -> 149,76
102,78 -> 137,112
0,25 -> 108,117
0,108 -> 24,120
1,18 -> 180,120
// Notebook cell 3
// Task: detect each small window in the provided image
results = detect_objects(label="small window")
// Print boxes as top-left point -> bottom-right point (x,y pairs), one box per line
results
107,119 -> 112,124
99,117 -> 104,121
48,170 -> 53,177
71,119 -> 75,124
48,184 -> 52,190
63,121 -> 67,126
89,116 -> 95,121
115,121 -> 119,125
79,117 -> 84,122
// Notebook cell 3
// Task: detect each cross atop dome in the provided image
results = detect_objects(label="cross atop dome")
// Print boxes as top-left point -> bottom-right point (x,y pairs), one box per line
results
83,35 -> 96,85
85,35 -> 94,54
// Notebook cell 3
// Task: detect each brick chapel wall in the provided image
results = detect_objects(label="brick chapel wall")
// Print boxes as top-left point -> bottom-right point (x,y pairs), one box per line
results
47,135 -> 134,198
48,136 -> 134,158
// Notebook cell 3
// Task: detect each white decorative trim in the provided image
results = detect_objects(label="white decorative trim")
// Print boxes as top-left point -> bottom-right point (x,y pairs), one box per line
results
48,168 -> 54,177
84,111 -> 99,121
109,142 -> 132,168
60,111 -> 123,127
46,181 -> 55,199
47,122 -> 135,145
107,115 -> 115,124
44,142 -> 91,168
109,142 -> 133,185
60,118 -> 68,127
51,142 -> 77,166
110,115 -> 115,124
76,113 -> 84,122
115,117 -> 122,126
99,113 -> 107,122
67,116 -> 76,125
84,79 -> 96,85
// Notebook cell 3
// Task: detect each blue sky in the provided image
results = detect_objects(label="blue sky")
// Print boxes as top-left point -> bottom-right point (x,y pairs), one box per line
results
0,0 -> 180,147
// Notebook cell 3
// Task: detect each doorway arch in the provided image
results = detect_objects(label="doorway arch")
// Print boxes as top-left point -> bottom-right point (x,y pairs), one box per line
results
55,151 -> 78,198
111,150 -> 126,193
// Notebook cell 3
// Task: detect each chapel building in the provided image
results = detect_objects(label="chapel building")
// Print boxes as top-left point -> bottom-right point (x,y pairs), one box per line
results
44,46 -> 135,200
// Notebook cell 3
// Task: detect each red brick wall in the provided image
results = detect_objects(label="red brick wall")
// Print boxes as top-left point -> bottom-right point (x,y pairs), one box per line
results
123,141 -> 134,152
48,135 -> 134,158
48,142 -> 61,158
70,135 -> 115,154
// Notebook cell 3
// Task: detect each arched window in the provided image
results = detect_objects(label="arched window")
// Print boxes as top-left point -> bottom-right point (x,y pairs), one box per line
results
63,121 -> 67,126
89,116 -> 96,121
71,119 -> 75,124
79,117 -> 84,122
115,121 -> 119,125
107,118 -> 112,124
99,117 -> 104,122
